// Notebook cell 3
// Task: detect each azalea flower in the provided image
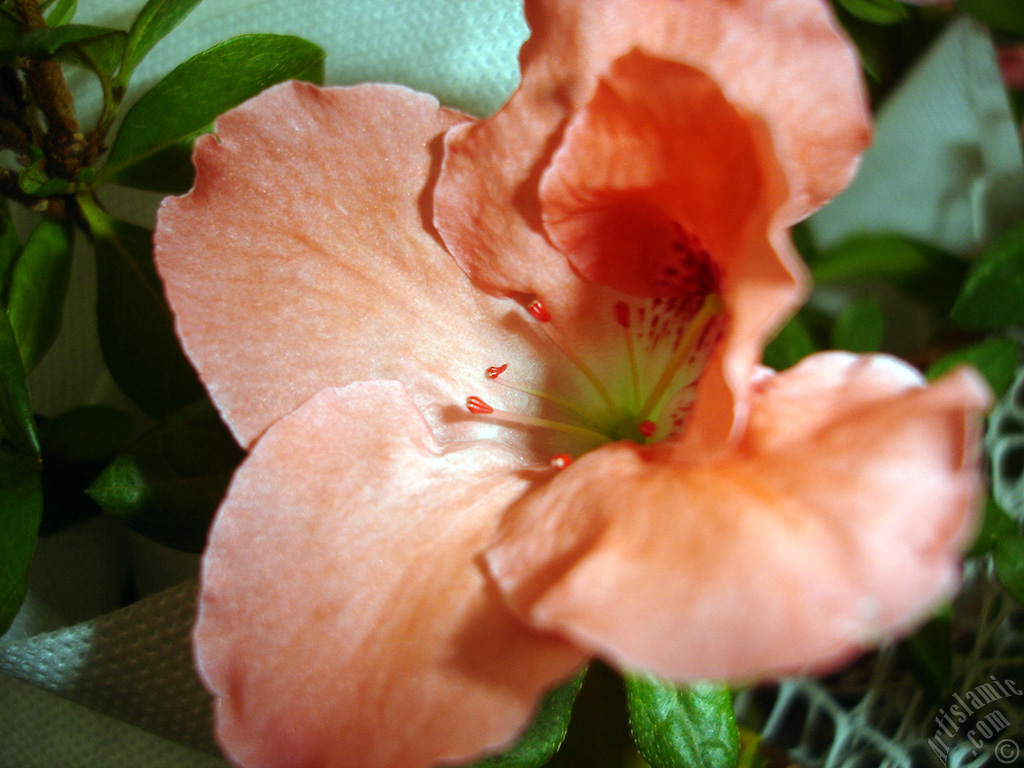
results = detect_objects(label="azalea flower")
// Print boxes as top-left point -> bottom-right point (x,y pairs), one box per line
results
154,1 -> 990,766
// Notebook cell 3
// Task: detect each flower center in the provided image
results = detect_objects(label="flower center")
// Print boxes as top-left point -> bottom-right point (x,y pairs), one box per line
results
465,289 -> 724,467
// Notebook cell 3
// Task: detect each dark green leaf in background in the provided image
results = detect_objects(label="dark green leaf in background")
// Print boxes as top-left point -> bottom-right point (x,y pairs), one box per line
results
0,447 -> 42,634
30,25 -> 127,75
994,533 -> 1024,606
763,314 -> 818,371
88,399 -> 242,552
105,139 -> 193,194
5,218 -> 72,373
835,0 -> 909,26
103,33 -> 325,190
951,221 -> 1024,330
0,305 -> 39,457
830,297 -> 884,353
79,198 -> 204,416
115,0 -> 204,87
969,496 -> 1017,558
625,675 -> 738,768
38,405 -> 134,535
0,8 -> 22,64
902,612 -> 952,696
467,670 -> 586,768
958,0 -> 1024,34
926,338 -> 1019,398
0,203 -> 21,293
811,234 -> 966,315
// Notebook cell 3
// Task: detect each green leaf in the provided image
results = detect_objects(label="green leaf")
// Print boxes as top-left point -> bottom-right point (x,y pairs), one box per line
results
0,202 -> 21,293
830,297 -> 884,353
43,0 -> 77,27
116,0 -> 204,87
19,24 -> 120,59
38,406 -> 132,535
835,0 -> 908,25
0,8 -> 22,64
466,671 -> 585,768
88,399 -> 243,552
104,138 -> 194,193
79,197 -> 204,416
926,338 -> 1019,398
811,234 -> 967,314
969,496 -> 1017,558
5,219 -> 72,373
902,612 -> 952,694
0,447 -> 42,634
958,0 -> 1024,34
40,405 -> 133,465
625,675 -> 738,768
994,532 -> 1024,606
0,305 -> 39,457
763,314 -> 817,371
951,221 -> 1024,330
103,33 -> 325,187
17,146 -> 73,197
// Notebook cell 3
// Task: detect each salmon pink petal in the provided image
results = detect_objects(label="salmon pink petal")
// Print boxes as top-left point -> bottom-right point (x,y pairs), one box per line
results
486,354 -> 990,681
156,81 -> 544,450
195,381 -> 586,768
435,0 -> 870,298
538,51 -> 806,454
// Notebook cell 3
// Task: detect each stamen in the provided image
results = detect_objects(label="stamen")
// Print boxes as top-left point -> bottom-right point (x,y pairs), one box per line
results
550,454 -> 573,470
637,293 -> 723,421
465,398 -> 609,444
616,301 -> 641,410
485,365 -> 596,423
527,297 -> 617,416
528,299 -> 551,322
466,396 -> 494,414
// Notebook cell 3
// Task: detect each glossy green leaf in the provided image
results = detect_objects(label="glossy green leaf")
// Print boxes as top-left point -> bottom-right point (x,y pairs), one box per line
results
994,532 -> 1024,606
466,671 -> 585,768
958,0 -> 1024,34
116,0 -> 204,86
0,305 -> 39,457
5,219 -> 72,373
926,338 -> 1019,398
830,297 -> 884,353
625,675 -> 738,768
0,447 -> 42,634
763,314 -> 817,371
836,0 -> 908,25
0,203 -> 21,292
88,399 -> 243,553
811,234 -> 966,314
103,33 -> 325,187
43,0 -> 77,27
951,221 -> 1024,330
79,198 -> 204,416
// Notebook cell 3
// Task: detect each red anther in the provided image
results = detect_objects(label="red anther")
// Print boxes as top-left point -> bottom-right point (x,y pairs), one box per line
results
549,454 -> 573,469
614,301 -> 630,329
486,364 -> 508,379
466,396 -> 494,414
639,420 -> 657,437
527,299 -> 551,322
